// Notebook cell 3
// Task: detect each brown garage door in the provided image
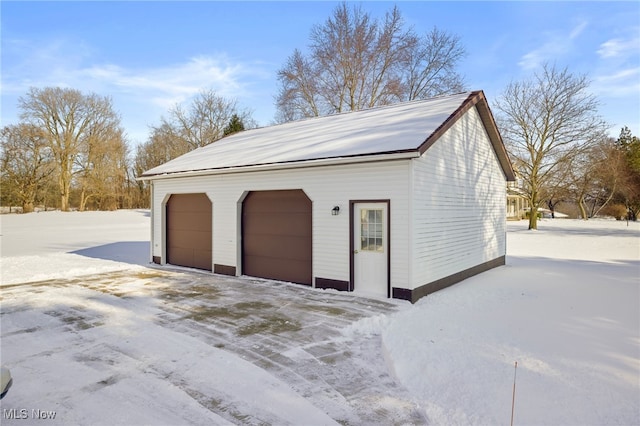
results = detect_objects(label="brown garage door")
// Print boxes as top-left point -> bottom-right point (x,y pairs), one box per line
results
242,190 -> 312,285
167,193 -> 212,271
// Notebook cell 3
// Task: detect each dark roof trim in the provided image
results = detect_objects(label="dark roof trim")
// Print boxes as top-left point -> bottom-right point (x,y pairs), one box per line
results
418,90 -> 516,181
138,150 -> 419,180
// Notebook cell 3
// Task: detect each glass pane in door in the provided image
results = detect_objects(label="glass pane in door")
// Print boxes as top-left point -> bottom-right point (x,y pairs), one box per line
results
360,209 -> 383,252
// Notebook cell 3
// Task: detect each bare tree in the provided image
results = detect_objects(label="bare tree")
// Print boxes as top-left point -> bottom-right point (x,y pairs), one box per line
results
276,50 -> 321,122
404,27 -> 466,100
76,125 -> 129,211
0,124 -> 54,212
134,123 -> 192,177
538,136 -> 624,220
131,123 -> 194,208
156,89 -> 255,150
582,138 -> 628,218
131,89 -> 255,208
543,165 -> 573,219
565,143 -> 605,219
276,2 -> 466,121
494,64 -> 609,229
18,87 -> 124,211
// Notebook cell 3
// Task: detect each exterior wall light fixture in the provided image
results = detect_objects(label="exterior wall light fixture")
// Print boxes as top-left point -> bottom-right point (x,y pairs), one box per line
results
332,206 -> 340,215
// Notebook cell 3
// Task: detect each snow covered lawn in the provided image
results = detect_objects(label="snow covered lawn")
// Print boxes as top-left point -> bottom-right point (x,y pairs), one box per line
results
384,219 -> 639,425
1,211 -> 638,425
1,210 -> 151,285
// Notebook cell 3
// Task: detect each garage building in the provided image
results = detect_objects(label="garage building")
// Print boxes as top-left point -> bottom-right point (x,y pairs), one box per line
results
140,91 -> 515,303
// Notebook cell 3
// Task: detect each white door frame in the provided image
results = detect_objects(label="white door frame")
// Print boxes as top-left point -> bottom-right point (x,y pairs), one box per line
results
349,199 -> 390,298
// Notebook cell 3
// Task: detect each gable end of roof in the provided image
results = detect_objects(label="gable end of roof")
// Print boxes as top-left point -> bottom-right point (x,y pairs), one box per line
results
418,90 -> 516,181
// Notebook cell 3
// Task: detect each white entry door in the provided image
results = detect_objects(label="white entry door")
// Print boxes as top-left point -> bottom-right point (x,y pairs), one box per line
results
353,202 -> 388,297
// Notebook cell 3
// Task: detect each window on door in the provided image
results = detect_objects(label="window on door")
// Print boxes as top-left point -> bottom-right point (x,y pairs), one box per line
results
360,209 -> 384,252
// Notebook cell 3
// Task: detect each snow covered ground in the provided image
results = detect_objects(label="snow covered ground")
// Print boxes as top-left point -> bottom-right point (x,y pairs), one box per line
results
0,210 -> 151,285
384,219 -> 639,425
1,211 -> 638,425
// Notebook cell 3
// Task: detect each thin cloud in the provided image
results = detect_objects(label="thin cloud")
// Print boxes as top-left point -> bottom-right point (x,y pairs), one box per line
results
597,35 -> 640,59
1,38 -> 94,94
1,37 -> 272,139
519,50 -> 553,71
592,29 -> 640,101
569,20 -> 588,39
518,20 -> 589,70
76,56 -> 251,108
2,37 -> 265,103
592,67 -> 640,97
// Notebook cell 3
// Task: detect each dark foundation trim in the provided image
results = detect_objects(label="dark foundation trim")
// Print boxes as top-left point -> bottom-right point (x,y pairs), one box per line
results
391,287 -> 412,301
394,256 -> 506,304
315,277 -> 350,292
152,256 -> 161,265
214,264 -> 237,276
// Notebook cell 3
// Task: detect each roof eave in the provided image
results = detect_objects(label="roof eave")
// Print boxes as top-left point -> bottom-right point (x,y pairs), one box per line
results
137,150 -> 420,181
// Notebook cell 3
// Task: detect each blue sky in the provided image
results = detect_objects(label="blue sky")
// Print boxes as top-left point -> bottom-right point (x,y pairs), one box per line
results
2,1 -> 639,146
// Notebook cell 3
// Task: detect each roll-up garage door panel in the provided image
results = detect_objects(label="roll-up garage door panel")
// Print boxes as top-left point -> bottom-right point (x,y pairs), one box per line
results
169,230 -> 211,250
167,193 -> 212,271
243,234 -> 311,261
243,212 -> 311,236
242,190 -> 312,285
243,257 -> 310,284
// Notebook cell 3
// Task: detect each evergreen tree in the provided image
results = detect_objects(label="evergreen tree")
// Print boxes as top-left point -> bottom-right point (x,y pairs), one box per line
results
617,126 -> 640,173
223,114 -> 246,136
615,126 -> 640,220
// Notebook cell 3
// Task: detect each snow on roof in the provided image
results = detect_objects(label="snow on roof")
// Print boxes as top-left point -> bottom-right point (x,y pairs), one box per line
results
141,91 -> 483,178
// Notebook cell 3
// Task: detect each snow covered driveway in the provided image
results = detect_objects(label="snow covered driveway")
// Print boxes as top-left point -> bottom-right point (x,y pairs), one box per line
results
0,268 -> 421,425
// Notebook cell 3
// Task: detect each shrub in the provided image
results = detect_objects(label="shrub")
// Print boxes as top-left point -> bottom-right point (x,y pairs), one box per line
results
601,204 -> 628,220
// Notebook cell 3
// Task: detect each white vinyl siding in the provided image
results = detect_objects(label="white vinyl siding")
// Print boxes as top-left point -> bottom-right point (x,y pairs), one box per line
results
151,161 -> 411,288
410,106 -> 507,289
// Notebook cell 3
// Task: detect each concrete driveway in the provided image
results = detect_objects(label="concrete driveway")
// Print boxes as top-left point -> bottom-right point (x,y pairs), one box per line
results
1,268 -> 424,425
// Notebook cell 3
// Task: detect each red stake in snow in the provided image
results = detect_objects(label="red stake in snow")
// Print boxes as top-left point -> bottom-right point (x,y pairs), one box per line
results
511,361 -> 518,426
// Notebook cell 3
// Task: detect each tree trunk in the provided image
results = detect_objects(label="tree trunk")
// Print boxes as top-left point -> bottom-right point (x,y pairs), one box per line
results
79,190 -> 97,212
19,185 -> 37,214
58,161 -> 71,212
591,190 -> 615,218
528,208 -> 538,229
578,196 -> 588,220
60,180 -> 71,212
60,184 -> 69,211
528,191 -> 539,230
79,188 -> 87,212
